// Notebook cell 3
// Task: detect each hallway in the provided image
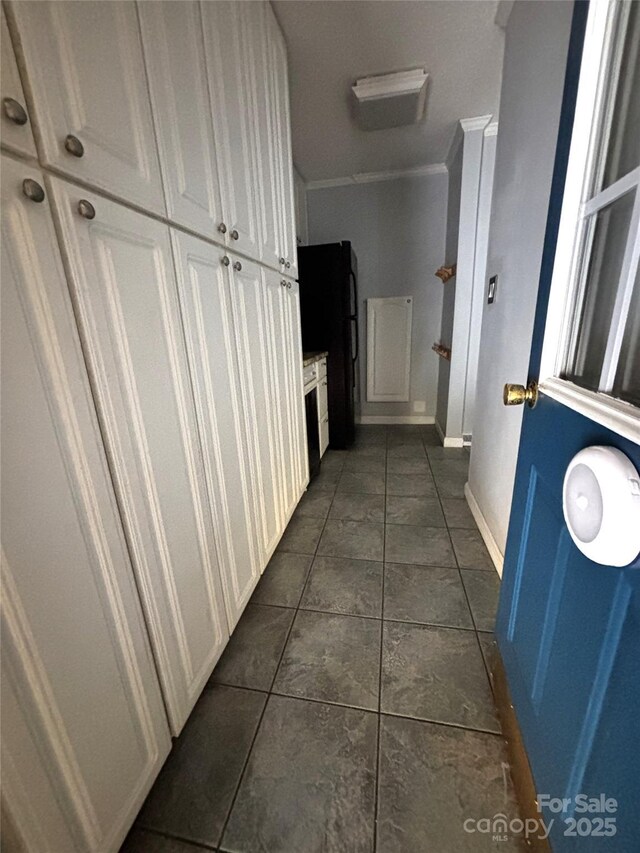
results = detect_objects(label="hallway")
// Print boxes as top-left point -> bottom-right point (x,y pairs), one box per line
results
122,426 -> 522,852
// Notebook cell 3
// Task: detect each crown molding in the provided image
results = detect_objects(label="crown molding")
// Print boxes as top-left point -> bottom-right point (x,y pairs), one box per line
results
485,121 -> 499,138
459,115 -> 493,133
306,162 -> 447,190
495,0 -> 515,30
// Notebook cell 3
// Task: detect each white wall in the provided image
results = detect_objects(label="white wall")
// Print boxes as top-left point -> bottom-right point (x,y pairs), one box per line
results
467,0 -> 574,558
293,166 -> 308,245
307,173 -> 447,420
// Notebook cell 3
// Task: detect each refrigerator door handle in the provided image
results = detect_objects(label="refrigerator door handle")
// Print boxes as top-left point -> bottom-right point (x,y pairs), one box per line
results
350,314 -> 359,365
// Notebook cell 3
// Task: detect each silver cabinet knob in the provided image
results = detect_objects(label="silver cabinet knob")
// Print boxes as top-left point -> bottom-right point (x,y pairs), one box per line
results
230,229 -> 239,240
287,282 -> 292,289
22,178 -> 45,203
77,199 -> 95,219
221,255 -> 230,266
279,257 -> 285,265
233,260 -> 242,271
281,279 -> 287,287
285,260 -> 291,269
218,222 -> 227,234
64,134 -> 85,157
3,97 -> 28,125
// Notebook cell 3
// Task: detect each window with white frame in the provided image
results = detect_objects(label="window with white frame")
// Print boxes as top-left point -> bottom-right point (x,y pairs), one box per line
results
541,0 -> 640,434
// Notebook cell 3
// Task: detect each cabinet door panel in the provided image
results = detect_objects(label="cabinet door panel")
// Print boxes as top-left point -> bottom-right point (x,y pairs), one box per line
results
171,232 -> 261,629
9,1 -> 164,214
1,155 -> 170,853
138,1 -> 224,238
285,278 -> 309,496
248,2 -> 281,271
1,7 -> 36,158
201,1 -> 260,260
263,269 -> 296,519
268,10 -> 298,279
229,257 -> 283,562
48,178 -> 228,735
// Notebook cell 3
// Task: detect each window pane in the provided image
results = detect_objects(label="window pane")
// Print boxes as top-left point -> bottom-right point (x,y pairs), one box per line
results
603,1 -> 640,187
563,190 -> 635,392
612,265 -> 640,406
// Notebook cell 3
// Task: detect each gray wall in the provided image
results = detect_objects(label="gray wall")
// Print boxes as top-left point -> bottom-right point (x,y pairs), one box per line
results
468,0 -> 574,556
436,138 -> 462,432
307,173 -> 447,419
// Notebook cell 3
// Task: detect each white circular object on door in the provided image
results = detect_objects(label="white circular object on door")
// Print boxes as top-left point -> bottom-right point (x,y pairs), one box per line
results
563,446 -> 640,567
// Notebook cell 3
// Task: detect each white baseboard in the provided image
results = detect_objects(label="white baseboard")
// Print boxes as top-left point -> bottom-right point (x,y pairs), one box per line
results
357,415 -> 435,425
464,482 -> 504,577
435,419 -> 465,448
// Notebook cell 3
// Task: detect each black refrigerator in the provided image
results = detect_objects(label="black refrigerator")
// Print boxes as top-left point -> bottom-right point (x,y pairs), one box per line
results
298,241 -> 358,449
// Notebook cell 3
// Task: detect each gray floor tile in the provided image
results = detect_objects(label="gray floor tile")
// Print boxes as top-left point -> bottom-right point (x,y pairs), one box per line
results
338,471 -> 386,495
321,450 -> 348,471
387,445 -> 427,459
222,696 -> 377,853
381,622 -> 500,732
441,497 -> 477,528
386,456 -> 432,475
274,610 -> 381,710
251,552 -> 313,608
277,514 -> 325,554
306,469 -> 340,494
385,495 -> 445,527
385,524 -> 456,566
377,716 -> 522,852
349,443 -> 387,457
295,490 -> 333,519
210,604 -> 294,691
384,564 -> 473,629
386,473 -> 437,497
343,455 -> 387,474
136,686 -> 266,849
478,632 -> 499,694
450,529 -> 495,570
421,426 -> 442,447
433,472 -> 467,498
461,569 -> 500,631
301,556 -> 383,618
425,446 -> 469,460
121,830 -> 202,853
329,492 -> 385,523
430,458 -> 470,477
318,520 -> 384,561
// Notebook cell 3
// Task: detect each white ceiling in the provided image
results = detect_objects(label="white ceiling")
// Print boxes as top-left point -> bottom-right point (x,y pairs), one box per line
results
272,0 -> 505,183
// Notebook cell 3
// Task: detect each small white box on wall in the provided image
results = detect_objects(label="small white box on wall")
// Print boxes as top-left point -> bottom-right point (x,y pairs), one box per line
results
366,297 -> 413,402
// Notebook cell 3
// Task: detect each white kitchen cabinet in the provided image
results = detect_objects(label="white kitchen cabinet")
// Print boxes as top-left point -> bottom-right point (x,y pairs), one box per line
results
268,8 -> 299,280
171,232 -> 262,629
283,276 -> 310,495
48,177 -> 229,736
1,155 -> 170,853
248,1 -> 282,272
138,1 -> 225,239
228,254 -> 284,563
8,0 -> 164,215
201,0 -> 260,261
263,268 -> 298,519
1,8 -> 36,158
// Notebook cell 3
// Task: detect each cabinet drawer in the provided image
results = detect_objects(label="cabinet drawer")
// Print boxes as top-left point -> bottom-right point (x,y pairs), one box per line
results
318,375 -> 328,418
319,413 -> 329,457
303,361 -> 318,389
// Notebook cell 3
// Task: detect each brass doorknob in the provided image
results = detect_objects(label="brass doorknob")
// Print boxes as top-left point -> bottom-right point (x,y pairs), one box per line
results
503,381 -> 538,408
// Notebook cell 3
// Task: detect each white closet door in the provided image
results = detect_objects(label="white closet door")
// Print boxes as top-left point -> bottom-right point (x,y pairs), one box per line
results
228,255 -> 284,563
138,1 -> 224,239
9,1 -> 164,215
171,232 -> 262,630
283,276 -> 309,497
269,9 -> 298,279
248,1 -> 281,272
1,7 -> 36,158
1,156 -> 170,853
200,0 -> 260,260
48,178 -> 228,736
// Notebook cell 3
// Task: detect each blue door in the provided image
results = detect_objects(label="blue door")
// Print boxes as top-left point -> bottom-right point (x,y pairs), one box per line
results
497,1 -> 640,850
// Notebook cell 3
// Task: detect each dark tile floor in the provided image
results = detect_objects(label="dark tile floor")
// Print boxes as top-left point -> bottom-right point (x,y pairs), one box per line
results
121,426 -> 522,853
